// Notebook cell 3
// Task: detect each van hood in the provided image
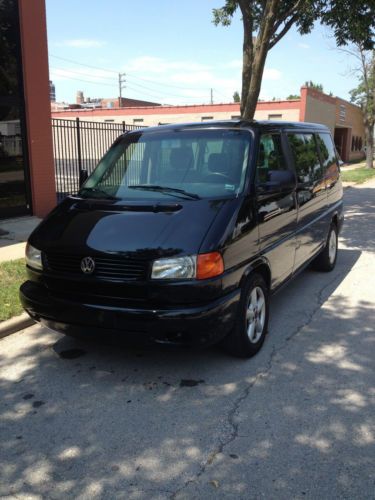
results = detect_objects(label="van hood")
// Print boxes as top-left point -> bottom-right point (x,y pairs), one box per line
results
30,196 -> 229,259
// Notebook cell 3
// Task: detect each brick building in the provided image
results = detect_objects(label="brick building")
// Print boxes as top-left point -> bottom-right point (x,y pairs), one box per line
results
53,86 -> 365,163
0,0 -> 55,219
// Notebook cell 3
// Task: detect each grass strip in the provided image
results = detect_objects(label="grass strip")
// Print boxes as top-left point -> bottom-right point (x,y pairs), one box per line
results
341,167 -> 375,184
0,259 -> 26,322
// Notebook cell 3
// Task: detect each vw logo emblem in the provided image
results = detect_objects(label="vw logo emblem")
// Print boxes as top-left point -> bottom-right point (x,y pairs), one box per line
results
81,256 -> 95,274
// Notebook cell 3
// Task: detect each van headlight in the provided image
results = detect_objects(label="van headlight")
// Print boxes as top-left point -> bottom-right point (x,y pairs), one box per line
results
151,255 -> 196,280
25,243 -> 43,270
151,252 -> 224,280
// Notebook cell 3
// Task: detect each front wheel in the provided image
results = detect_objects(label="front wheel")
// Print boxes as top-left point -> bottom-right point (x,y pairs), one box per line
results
222,273 -> 269,358
313,223 -> 338,272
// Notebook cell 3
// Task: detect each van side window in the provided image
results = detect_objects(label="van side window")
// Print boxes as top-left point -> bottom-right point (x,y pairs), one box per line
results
288,134 -> 323,184
316,133 -> 337,170
316,132 -> 340,188
257,134 -> 286,183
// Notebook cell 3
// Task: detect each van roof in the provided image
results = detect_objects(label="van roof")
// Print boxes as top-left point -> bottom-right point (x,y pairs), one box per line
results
129,119 -> 331,135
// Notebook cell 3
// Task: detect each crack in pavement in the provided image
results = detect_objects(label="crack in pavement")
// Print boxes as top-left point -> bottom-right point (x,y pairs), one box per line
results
170,269 -> 347,499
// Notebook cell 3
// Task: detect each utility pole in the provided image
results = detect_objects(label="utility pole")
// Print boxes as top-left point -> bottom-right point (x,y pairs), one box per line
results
118,73 -> 126,107
210,88 -> 213,105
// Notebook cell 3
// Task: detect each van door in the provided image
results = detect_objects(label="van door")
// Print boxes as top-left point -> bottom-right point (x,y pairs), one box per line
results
287,133 -> 328,270
256,133 -> 297,289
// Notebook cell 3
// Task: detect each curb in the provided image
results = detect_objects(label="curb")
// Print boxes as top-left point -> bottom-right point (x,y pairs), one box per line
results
0,313 -> 35,340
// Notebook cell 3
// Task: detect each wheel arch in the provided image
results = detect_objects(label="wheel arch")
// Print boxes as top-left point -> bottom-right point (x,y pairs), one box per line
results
240,257 -> 271,291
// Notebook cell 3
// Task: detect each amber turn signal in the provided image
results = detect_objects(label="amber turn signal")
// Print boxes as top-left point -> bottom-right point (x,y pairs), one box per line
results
196,252 -> 224,280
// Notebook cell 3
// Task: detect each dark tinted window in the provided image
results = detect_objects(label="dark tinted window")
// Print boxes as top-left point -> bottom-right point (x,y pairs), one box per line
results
316,133 -> 337,171
288,133 -> 322,184
257,134 -> 286,183
316,132 -> 340,188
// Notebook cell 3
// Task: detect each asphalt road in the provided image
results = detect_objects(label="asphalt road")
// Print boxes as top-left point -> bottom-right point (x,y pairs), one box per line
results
1,181 -> 374,500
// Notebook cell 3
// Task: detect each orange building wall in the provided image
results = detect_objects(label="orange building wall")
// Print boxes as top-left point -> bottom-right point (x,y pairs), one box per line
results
301,87 -> 337,133
18,0 -> 56,217
335,97 -> 365,161
301,86 -> 365,162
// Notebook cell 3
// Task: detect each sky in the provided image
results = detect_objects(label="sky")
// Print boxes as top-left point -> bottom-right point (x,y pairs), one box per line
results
45,0 -> 360,106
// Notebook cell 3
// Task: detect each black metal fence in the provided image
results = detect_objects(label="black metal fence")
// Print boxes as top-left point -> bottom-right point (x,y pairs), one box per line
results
52,118 -> 144,201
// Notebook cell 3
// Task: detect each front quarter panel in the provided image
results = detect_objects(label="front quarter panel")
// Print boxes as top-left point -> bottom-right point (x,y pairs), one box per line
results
200,194 -> 259,293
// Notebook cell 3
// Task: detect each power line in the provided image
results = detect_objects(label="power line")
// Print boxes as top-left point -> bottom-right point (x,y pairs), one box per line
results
49,72 -> 209,102
49,55 -> 231,103
49,54 -> 117,74
50,67 -> 115,80
125,78 -> 208,98
125,83 -> 208,101
51,67 -> 209,100
126,73 -> 208,91
213,88 -> 229,100
49,53 -> 212,91
49,73 -> 117,87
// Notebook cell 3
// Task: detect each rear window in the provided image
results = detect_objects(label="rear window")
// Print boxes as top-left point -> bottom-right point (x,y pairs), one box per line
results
316,133 -> 338,171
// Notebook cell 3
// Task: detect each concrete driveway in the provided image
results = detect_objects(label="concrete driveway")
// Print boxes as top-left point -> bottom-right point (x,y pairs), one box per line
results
1,181 -> 374,499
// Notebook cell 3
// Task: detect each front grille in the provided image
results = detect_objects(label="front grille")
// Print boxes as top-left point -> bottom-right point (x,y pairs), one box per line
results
44,277 -> 148,302
43,253 -> 149,281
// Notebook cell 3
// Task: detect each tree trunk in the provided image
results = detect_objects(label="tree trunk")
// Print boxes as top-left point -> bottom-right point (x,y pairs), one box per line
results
364,121 -> 374,169
240,0 -> 279,120
241,48 -> 269,119
240,25 -> 253,115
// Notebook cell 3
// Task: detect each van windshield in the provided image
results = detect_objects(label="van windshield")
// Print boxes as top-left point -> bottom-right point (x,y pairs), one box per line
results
80,128 -> 251,201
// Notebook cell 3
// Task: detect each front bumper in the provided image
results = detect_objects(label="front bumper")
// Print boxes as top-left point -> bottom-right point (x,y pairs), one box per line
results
20,281 -> 240,346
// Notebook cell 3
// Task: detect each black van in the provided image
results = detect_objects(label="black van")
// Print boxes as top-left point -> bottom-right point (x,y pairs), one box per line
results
20,120 -> 343,357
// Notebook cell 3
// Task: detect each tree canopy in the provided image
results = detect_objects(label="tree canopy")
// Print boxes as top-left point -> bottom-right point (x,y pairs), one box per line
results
349,47 -> 375,168
304,81 -> 324,92
213,1 -> 375,119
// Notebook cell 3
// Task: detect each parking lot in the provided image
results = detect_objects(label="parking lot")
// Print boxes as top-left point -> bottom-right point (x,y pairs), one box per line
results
1,181 -> 374,499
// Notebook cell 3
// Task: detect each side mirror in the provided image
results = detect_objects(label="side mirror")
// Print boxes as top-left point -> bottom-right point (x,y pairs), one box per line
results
258,170 -> 295,194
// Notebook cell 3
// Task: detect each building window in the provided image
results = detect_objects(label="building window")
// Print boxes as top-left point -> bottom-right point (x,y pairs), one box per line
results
231,115 -> 241,119
133,118 -> 144,124
201,116 -> 213,121
339,105 -> 346,122
268,114 -> 282,120
104,119 -> 114,123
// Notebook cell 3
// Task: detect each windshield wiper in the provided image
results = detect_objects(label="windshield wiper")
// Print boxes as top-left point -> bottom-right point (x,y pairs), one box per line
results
128,185 -> 200,200
79,187 -> 118,200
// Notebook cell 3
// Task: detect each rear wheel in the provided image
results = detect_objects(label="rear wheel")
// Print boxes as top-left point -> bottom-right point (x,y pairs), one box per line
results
222,273 -> 269,358
313,223 -> 338,272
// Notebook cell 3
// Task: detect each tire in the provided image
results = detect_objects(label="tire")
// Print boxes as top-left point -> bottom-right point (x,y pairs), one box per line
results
313,223 -> 338,272
222,273 -> 269,358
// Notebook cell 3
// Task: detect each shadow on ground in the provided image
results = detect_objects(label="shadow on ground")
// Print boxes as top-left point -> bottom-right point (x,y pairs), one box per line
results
1,248 -> 371,499
0,184 -> 374,498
